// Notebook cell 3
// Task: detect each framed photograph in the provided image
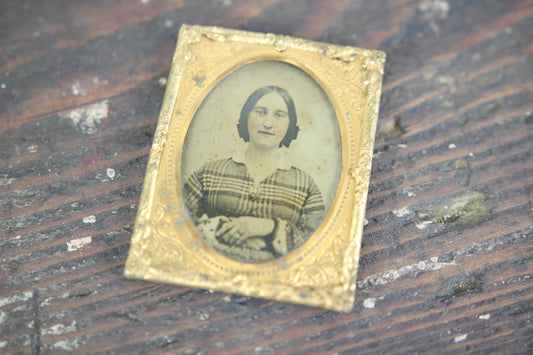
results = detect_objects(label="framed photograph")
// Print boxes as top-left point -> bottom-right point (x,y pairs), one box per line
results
124,24 -> 385,312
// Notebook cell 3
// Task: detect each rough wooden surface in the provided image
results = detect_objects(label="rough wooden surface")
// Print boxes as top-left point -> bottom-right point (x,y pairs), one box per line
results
1,0 -> 532,353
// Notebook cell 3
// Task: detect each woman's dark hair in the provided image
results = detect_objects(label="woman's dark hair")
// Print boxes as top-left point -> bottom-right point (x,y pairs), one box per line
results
237,86 -> 299,148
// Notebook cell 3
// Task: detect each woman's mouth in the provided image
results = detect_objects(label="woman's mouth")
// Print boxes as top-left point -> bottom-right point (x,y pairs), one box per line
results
258,130 -> 274,136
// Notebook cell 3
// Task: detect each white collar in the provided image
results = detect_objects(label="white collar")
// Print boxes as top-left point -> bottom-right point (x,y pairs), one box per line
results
231,148 -> 292,170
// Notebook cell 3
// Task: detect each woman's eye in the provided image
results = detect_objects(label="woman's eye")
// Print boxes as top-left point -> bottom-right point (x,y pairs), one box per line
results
275,112 -> 287,119
254,108 -> 266,115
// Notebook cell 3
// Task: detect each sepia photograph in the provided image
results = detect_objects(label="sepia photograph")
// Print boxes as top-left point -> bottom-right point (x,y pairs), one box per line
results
181,60 -> 342,262
125,25 -> 385,311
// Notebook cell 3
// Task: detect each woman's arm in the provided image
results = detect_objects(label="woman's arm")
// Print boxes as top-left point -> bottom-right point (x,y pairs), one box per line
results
183,170 -> 206,221
271,178 -> 325,255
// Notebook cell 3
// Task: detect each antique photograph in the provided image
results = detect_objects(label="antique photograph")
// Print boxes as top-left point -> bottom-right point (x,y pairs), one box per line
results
181,60 -> 342,262
125,25 -> 385,311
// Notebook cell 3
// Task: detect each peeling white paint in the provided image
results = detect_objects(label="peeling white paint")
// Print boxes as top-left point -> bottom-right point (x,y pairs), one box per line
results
82,215 -> 96,224
71,81 -> 87,96
448,143 -> 456,149
27,145 -> 38,153
416,220 -> 433,229
54,338 -> 79,351
392,207 -> 409,217
357,258 -> 456,291
397,144 -> 408,148
479,314 -> 490,320
363,298 -> 376,308
158,77 -> 167,86
67,236 -> 92,251
164,19 -> 173,28
60,100 -> 108,135
454,334 -> 468,343
43,321 -> 76,336
0,311 -> 6,323
92,76 -> 109,85
0,291 -> 32,308
0,175 -> 14,186
418,0 -> 450,32
106,168 -> 116,180
0,341 -> 6,349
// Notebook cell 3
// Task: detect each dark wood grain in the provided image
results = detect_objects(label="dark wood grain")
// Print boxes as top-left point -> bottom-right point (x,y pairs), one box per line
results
1,0 -> 532,354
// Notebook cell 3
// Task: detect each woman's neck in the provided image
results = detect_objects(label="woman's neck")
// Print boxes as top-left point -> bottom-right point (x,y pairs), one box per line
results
245,145 -> 281,183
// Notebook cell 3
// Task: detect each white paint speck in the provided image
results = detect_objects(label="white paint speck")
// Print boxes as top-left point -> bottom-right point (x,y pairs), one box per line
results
363,298 -> 376,308
0,311 -> 6,323
164,19 -> 173,28
106,168 -> 115,180
27,145 -> 38,153
430,257 -> 439,263
158,77 -> 167,86
504,27 -> 513,34
0,175 -> 14,186
479,314 -> 490,320
397,144 -> 408,148
392,207 -> 409,217
82,215 -> 96,224
0,83 -> 5,89
92,76 -> 109,85
54,338 -> 79,351
408,191 -> 416,197
364,81 -> 370,86
358,258 -> 456,291
417,261 -> 427,270
0,340 -> 6,349
448,143 -> 457,149
43,321 -> 76,336
416,220 -> 433,230
71,81 -> 87,96
60,100 -> 109,135
199,313 -> 210,320
454,334 -> 468,343
418,0 -> 450,32
67,236 -> 92,251
364,219 -> 369,226
0,291 -> 33,308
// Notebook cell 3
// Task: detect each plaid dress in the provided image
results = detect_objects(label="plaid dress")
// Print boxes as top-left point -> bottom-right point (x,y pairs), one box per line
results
183,156 -> 325,262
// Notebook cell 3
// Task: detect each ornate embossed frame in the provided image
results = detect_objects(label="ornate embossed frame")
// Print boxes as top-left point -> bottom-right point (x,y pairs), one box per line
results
124,25 -> 385,312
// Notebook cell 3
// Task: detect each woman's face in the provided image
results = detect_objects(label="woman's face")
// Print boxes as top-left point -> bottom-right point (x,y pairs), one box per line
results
247,92 -> 290,151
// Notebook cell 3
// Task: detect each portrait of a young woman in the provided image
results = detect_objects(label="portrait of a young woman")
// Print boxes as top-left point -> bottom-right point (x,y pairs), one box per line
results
180,61 -> 341,263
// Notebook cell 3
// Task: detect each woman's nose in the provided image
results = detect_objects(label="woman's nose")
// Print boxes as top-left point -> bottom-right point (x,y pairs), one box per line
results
262,115 -> 273,129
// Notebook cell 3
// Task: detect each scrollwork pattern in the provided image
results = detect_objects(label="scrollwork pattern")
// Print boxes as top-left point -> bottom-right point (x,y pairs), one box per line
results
124,25 -> 385,312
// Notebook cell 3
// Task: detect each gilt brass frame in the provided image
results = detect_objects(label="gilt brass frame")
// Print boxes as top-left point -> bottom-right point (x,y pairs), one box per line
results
124,24 -> 385,312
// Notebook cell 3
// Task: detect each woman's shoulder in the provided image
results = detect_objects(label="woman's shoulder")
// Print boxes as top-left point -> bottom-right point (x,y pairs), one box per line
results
280,166 -> 320,185
196,157 -> 239,173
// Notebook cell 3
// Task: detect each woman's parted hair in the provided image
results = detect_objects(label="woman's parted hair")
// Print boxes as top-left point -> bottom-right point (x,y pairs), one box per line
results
237,86 -> 299,148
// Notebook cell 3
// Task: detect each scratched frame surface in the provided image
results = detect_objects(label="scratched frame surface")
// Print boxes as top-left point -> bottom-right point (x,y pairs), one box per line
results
124,24 -> 385,312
